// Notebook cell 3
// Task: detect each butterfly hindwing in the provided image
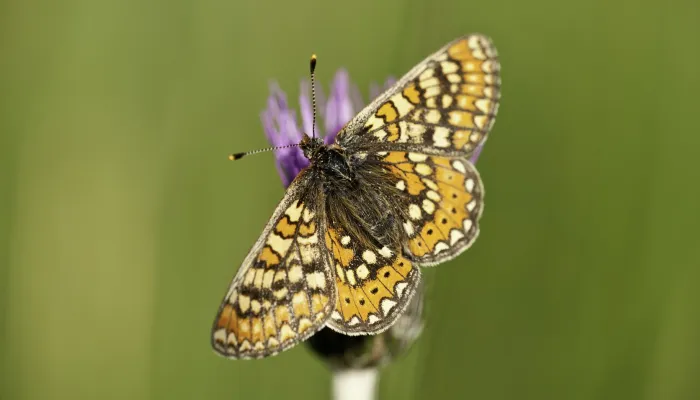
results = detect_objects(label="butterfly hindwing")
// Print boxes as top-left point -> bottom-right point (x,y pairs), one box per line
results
212,171 -> 336,359
337,34 -> 500,156
377,151 -> 484,266
324,225 -> 421,335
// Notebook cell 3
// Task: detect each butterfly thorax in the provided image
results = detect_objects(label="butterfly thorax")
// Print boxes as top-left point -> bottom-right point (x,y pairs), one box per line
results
301,134 -> 354,183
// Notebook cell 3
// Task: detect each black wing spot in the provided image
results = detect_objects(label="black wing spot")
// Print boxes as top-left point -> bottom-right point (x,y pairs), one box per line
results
383,271 -> 391,278
345,297 -> 351,304
370,287 -> 379,294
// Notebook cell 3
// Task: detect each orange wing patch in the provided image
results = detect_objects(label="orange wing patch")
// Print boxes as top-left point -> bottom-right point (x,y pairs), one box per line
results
379,151 -> 484,266
339,34 -> 500,157
212,175 -> 336,359
324,227 -> 420,335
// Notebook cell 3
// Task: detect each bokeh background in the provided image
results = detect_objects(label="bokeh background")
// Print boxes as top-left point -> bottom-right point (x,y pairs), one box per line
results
2,0 -> 699,399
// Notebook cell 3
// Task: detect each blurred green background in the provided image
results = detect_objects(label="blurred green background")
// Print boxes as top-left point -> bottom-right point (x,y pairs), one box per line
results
2,0 -> 699,399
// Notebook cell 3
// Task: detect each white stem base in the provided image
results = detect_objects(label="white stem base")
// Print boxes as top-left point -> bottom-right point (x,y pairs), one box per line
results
332,368 -> 379,400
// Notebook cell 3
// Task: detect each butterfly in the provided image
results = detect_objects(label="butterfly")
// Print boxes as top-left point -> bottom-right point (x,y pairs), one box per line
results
212,34 -> 500,358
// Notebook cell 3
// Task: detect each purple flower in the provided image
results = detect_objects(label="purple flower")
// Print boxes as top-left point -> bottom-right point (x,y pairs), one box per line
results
261,69 -> 485,188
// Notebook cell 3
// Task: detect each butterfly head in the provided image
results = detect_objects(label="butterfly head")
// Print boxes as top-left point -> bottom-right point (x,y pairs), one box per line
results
300,133 -> 324,160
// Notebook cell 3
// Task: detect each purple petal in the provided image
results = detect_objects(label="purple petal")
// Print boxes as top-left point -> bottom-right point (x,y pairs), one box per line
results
469,142 -> 485,165
325,69 -> 355,139
260,82 -> 310,187
369,82 -> 381,101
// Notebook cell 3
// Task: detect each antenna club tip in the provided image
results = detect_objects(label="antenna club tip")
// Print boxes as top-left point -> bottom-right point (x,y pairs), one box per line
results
310,54 -> 317,73
228,153 -> 244,161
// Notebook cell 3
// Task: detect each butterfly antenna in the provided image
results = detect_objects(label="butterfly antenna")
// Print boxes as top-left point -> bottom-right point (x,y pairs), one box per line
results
228,143 -> 299,161
310,54 -> 318,140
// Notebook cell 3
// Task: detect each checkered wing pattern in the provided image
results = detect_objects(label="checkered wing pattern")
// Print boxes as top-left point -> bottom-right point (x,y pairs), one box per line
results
377,151 -> 484,265
338,34 -> 500,157
212,172 -> 335,359
324,226 -> 421,335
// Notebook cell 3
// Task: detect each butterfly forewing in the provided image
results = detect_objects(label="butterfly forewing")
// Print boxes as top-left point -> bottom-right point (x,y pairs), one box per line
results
337,34 -> 500,156
212,171 -> 336,359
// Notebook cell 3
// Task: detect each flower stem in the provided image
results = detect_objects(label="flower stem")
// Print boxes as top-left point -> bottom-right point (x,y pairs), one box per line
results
332,368 -> 379,400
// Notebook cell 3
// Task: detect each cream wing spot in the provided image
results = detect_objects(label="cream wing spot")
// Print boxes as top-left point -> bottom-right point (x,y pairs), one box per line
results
425,86 -> 441,98
475,98 -> 492,113
335,264 -> 346,282
227,332 -> 238,346
266,233 -> 292,256
284,201 -> 303,222
253,268 -> 264,288
362,250 -> 377,264
302,208 -> 315,223
422,178 -> 438,191
415,163 -> 433,176
395,282 -> 408,298
452,160 -> 466,174
262,270 -> 274,289
474,115 -> 488,130
380,299 -> 397,316
420,77 -> 440,89
288,265 -> 303,283
433,127 -> 450,147
378,246 -> 393,258
408,152 -> 428,162
422,199 -> 436,214
273,288 -> 288,300
213,329 -> 226,344
465,178 -> 476,192
409,204 -> 422,220
426,190 -> 441,202
356,264 -> 370,280
463,219 -> 473,232
419,68 -> 434,80
274,270 -> 286,282
251,300 -> 261,314
434,242 -> 450,254
279,324 -> 295,341
374,129 -> 387,140
306,271 -> 326,289
238,295 -> 251,313
440,61 -> 459,73
441,94 -> 453,108
450,229 -> 465,245
346,269 -> 357,285
404,221 -> 415,235
244,269 -> 256,286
